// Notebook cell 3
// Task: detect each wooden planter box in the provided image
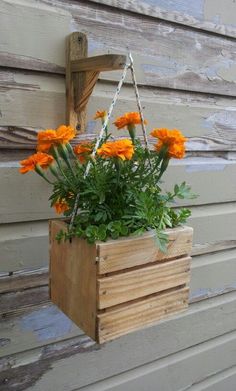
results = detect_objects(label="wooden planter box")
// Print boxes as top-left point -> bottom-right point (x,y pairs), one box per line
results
49,220 -> 193,343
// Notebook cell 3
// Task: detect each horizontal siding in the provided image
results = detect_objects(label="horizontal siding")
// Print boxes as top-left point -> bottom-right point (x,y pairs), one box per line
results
1,203 -> 236,272
76,330 -> 236,391
1,248 -> 236,358
88,0 -> 236,38
0,0 -> 236,95
1,291 -> 236,390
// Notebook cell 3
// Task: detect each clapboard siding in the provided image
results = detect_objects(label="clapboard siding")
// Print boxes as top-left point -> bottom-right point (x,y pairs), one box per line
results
1,203 -> 236,272
88,0 -> 236,39
1,70 -> 236,151
75,330 -> 236,391
1,0 -> 236,96
1,292 -> 236,391
0,0 -> 236,390
1,158 -> 236,224
1,248 -> 236,358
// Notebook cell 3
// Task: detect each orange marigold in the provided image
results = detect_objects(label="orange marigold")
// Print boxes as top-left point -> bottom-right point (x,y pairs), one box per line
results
53,199 -> 70,214
94,110 -> 107,120
113,112 -> 147,130
19,152 -> 54,174
74,141 -> 93,163
150,128 -> 187,159
37,125 -> 76,152
97,139 -> 134,161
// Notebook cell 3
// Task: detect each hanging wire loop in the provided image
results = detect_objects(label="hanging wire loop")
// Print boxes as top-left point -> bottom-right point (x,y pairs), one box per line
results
69,53 -> 151,231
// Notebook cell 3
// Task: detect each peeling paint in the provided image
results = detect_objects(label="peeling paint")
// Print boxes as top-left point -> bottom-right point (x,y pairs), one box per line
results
19,306 -> 74,341
190,284 -> 236,301
145,0 -> 204,20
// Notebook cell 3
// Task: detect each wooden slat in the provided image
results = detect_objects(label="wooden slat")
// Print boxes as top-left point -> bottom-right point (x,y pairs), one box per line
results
1,0 -> 236,96
2,156 -> 236,224
76,331 -> 236,391
97,257 -> 190,309
1,69 -> 236,151
71,54 -> 127,72
1,292 -> 236,390
1,248 -> 236,358
97,226 -> 193,274
88,0 -> 236,39
97,287 -> 188,343
1,203 -> 236,273
0,268 -> 48,294
50,220 -> 97,340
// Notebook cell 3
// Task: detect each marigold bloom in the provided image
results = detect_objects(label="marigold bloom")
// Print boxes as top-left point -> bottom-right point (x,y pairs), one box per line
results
53,199 -> 70,214
19,152 -> 54,174
74,141 -> 93,163
114,112 -> 147,130
151,128 -> 187,159
97,139 -> 134,161
94,110 -> 107,120
37,125 -> 76,152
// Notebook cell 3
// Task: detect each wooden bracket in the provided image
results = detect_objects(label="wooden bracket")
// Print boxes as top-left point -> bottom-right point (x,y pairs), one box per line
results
66,32 -> 127,132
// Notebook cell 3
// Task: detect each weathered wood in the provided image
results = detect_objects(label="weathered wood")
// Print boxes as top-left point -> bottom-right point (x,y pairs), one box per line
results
76,331 -> 236,391
1,202 -> 236,272
1,0 -> 236,95
1,292 -> 236,390
0,268 -> 48,294
50,220 -> 97,340
2,248 -> 236,358
66,32 -> 88,131
98,257 -> 190,309
98,287 -> 189,343
50,220 -> 191,342
88,0 -> 236,39
2,157 -> 236,224
71,54 -> 127,73
1,70 -> 236,150
97,226 -> 192,274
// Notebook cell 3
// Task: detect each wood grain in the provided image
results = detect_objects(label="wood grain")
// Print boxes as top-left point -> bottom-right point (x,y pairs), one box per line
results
1,292 -> 236,390
97,287 -> 189,343
97,226 -> 193,274
97,257 -> 190,309
87,0 -> 236,39
50,220 -> 97,339
1,0 -> 236,95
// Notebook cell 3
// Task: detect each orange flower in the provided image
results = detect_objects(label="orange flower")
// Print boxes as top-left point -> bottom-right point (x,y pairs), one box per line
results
74,141 -> 93,163
114,112 -> 147,130
97,139 -> 134,161
19,152 -> 54,174
53,199 -> 70,214
151,128 -> 187,159
94,110 -> 107,120
37,125 -> 76,152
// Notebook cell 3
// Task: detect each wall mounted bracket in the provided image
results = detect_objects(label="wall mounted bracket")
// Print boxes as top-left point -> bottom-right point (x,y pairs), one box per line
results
66,32 -> 127,132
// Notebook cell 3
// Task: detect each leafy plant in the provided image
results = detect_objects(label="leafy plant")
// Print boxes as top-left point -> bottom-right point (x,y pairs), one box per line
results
19,112 -> 196,251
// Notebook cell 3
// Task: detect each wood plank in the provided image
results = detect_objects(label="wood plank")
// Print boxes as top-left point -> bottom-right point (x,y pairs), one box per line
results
2,155 -> 236,224
88,0 -> 236,39
97,257 -> 190,309
1,70 -> 236,150
98,226 -> 193,274
97,287 -> 189,343
76,331 -> 236,391
1,292 -> 236,390
0,268 -> 48,294
1,203 -> 236,272
71,54 -> 127,72
50,220 -> 97,340
1,248 -> 236,358
1,0 -> 236,95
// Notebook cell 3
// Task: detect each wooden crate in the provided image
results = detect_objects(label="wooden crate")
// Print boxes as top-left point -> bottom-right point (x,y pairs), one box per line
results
49,220 -> 193,343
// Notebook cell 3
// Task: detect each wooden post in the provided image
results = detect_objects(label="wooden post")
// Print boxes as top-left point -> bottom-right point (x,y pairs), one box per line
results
66,32 -> 127,132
